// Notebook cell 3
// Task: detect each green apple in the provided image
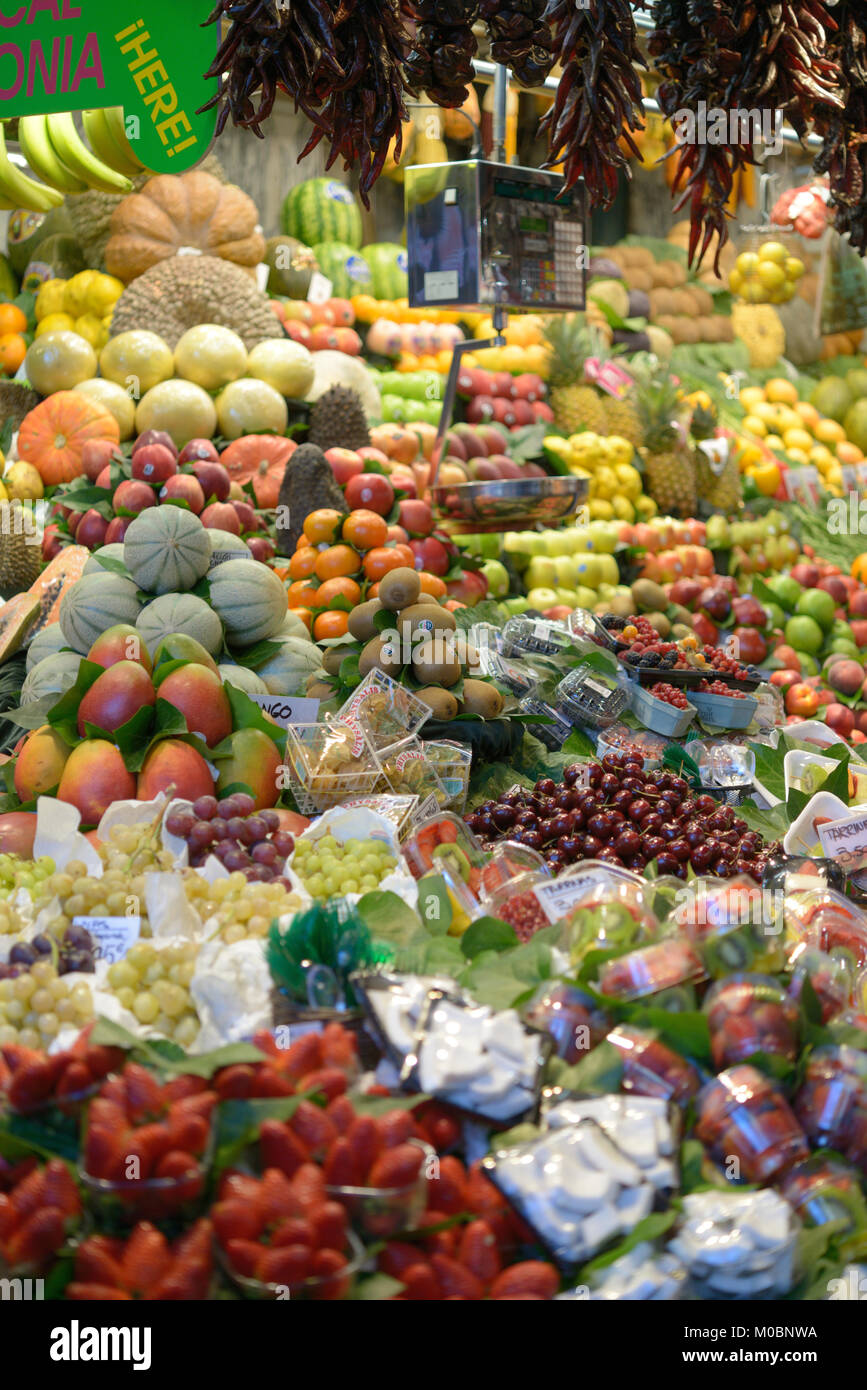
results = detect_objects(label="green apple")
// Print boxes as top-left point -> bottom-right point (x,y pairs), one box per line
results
793,649 -> 819,676
479,559 -> 509,597
595,553 -> 620,586
556,587 -> 580,606
553,555 -> 578,587
706,515 -> 731,548
502,595 -> 530,616
573,553 -> 602,588
586,521 -> 618,554
830,639 -> 860,657
525,557 -> 558,589
526,587 -> 560,609
764,601 -> 786,630
574,585 -> 598,609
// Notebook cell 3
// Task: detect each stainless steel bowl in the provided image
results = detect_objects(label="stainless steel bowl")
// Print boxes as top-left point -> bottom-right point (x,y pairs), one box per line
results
430,475 -> 589,532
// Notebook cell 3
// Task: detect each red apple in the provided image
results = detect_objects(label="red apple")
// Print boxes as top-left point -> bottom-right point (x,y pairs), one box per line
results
95,466 -> 112,489
232,499 -> 260,533
467,457 -> 502,482
772,644 -> 802,671
732,626 -> 768,664
542,605 -> 574,621
770,668 -> 801,690
66,510 -> 82,536
791,562 -> 821,589
410,536 -> 450,576
851,619 -> 867,649
105,516 -> 131,544
246,536 -> 276,563
446,568 -> 489,605
41,523 -> 62,561
201,502 -> 241,534
818,575 -> 849,605
113,478 -> 156,516
700,587 -> 732,623
357,447 -> 391,469
444,431 -> 467,462
669,577 -> 704,610
81,438 -> 122,482
191,461 -> 231,502
325,447 -> 364,486
731,594 -> 768,628
398,498 -> 433,537
386,525 -> 410,546
849,591 -> 867,619
495,457 -> 523,479
160,474 -> 206,514
76,509 -> 109,550
134,430 -> 177,457
132,444 -> 178,484
691,612 -> 719,646
387,468 -> 418,498
344,472 -> 395,516
178,439 -> 219,464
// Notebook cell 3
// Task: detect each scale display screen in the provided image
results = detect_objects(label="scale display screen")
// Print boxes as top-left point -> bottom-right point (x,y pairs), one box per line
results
405,161 -> 586,312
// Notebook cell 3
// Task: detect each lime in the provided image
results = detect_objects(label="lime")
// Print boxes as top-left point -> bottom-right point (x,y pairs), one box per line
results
785,614 -> 824,655
764,601 -> 786,630
793,649 -> 820,675
767,574 -> 803,610
795,588 -> 836,631
829,639 -> 861,658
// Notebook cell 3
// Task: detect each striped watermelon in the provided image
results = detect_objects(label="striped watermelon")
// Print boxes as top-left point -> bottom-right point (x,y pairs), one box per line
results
282,179 -> 363,250
363,243 -> 409,300
312,242 -> 373,299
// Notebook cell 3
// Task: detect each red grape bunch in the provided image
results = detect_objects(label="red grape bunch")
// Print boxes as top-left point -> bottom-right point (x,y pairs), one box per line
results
166,795 -> 296,884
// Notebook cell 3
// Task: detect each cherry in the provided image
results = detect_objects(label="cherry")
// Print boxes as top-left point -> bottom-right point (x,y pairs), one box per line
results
668,838 -> 691,862
500,790 -> 522,807
550,814 -> 573,839
557,789 -> 580,811
538,818 -> 557,844
642,812 -> 663,835
600,773 -> 621,797
517,810 -> 538,829
690,843 -> 714,871
491,805 -> 517,831
660,820 -> 681,841
685,825 -> 706,849
597,848 -> 624,867
656,851 -> 680,875
695,795 -> 716,815
560,835 -> 582,861
583,835 -> 603,857
521,829 -> 544,852
615,828 -> 641,857
535,778 -> 557,798
627,798 -> 651,822
547,850 -> 567,872
563,764 -> 584,787
620,777 -> 644,794
642,836 -> 666,859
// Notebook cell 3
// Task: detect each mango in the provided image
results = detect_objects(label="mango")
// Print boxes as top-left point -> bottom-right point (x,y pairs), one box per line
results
153,633 -> 220,676
57,741 -> 136,824
137,738 -> 215,802
154,663 -> 232,747
214,728 -> 281,809
14,725 -> 71,802
88,623 -> 152,674
0,811 -> 37,856
77,661 -> 156,736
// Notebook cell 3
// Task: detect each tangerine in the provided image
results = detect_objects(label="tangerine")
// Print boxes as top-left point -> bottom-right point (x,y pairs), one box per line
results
313,610 -> 350,640
363,545 -> 414,581
418,571 -> 447,598
303,508 -> 344,545
314,544 -> 361,581
0,333 -> 26,375
314,575 -> 361,608
292,606 -> 313,632
288,547 -> 319,580
0,303 -> 27,335
342,508 -> 388,551
287,579 -> 321,609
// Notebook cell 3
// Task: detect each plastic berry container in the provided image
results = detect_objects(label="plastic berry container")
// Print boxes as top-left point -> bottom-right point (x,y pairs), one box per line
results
779,1156 -> 867,1233
555,664 -> 629,731
695,1065 -> 808,1184
325,1138 -> 433,1240
402,811 -> 486,899
375,735 -> 447,804
704,973 -> 800,1071
502,615 -> 573,659
483,872 -> 555,943
596,937 -> 706,1004
79,1119 -> 215,1228
606,1025 -> 701,1107
477,647 -> 541,700
479,841 -> 549,901
218,1228 -> 365,1301
517,696 -> 574,750
784,890 -> 867,969
559,867 -> 661,952
786,941 -> 853,1024
689,687 -> 758,730
283,721 -> 381,814
628,682 -> 696,738
422,740 -> 473,814
524,982 -> 611,1063
336,670 -> 432,752
795,1045 -> 867,1168
595,724 -> 667,769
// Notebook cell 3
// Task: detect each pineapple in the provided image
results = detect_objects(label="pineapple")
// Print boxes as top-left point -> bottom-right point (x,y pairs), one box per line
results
690,397 -> 742,512
603,391 -> 642,447
542,314 -> 608,435
634,363 -> 697,518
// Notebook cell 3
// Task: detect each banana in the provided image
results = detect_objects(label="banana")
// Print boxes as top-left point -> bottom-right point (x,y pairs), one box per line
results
45,112 -> 133,194
101,107 -> 148,175
82,108 -> 142,180
0,122 -> 63,212
18,114 -> 87,194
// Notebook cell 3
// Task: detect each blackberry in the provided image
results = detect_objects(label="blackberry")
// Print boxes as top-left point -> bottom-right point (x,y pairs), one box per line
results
640,652 -> 662,667
605,615 -> 627,630
661,653 -> 678,667
624,651 -> 641,666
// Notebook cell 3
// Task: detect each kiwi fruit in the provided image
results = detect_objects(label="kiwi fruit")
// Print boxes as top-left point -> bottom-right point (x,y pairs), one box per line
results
671,622 -> 693,640
321,647 -> 346,677
306,677 -> 336,699
348,597 -> 384,642
396,603 -> 457,643
415,686 -> 459,720
669,604 -> 694,629
459,678 -> 505,717
378,566 -> 420,612
359,634 -> 404,678
414,592 -> 440,606
411,641 -> 462,688
607,591 -> 634,618
646,611 -> 671,637
631,577 -> 668,612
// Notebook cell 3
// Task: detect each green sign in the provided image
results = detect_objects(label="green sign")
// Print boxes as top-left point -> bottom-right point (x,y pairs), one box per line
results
0,1 -> 217,173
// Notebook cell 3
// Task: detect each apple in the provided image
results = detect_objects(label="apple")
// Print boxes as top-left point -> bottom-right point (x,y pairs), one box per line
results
247,536 -> 276,563
452,424 -> 488,459
41,522 -> 62,561
345,472 -> 395,516
113,479 -> 156,516
232,499 -> 260,533
95,465 -> 112,489
160,474 -> 206,514
819,575 -> 849,605
133,430 -> 177,458
443,431 -> 467,461
468,457 -> 502,482
446,568 -> 488,605
178,439 -> 219,464
325,447 -> 364,485
849,591 -> 867,619
785,682 -> 820,717
357,447 -> 391,469
409,536 -> 450,576
201,502 -> 241,534
476,425 -> 510,455
669,577 -> 704,609
388,467 -> 418,498
191,460 -> 231,502
492,456 -> 522,479
542,604 -> 573,621
852,619 -> 867,648
480,558 -> 509,598
691,612 -> 719,646
700,587 -> 732,622
770,668 -> 801,690
731,595 -> 768,628
76,509 -> 109,550
285,321 -> 313,348
386,524 -> 410,546
398,498 -> 433,536
81,439 -> 122,482
732,626 -> 768,665
825,703 -> 855,737
132,444 -> 178,484
436,460 -> 469,486
105,516 -> 131,544
772,644 -> 802,671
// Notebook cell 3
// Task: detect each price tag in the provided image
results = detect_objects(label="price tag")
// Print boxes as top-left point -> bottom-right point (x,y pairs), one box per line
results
250,695 -> 320,727
784,466 -> 820,505
307,271 -> 333,304
841,464 -> 860,493
73,916 -> 140,964
415,791 -> 441,825
530,874 -> 600,924
697,436 -> 729,477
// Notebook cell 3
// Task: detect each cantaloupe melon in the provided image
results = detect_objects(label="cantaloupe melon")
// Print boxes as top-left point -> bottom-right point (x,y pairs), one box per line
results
136,593 -> 223,656
218,663 -> 269,695
253,636 -> 322,694
124,507 -> 212,595
59,572 -> 141,653
208,559 -> 286,646
22,651 -> 81,703
83,544 -> 128,576
25,622 -> 70,671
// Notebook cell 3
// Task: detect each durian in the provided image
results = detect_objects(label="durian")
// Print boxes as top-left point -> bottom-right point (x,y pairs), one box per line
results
0,503 -> 42,598
307,385 -> 371,453
275,444 -> 347,557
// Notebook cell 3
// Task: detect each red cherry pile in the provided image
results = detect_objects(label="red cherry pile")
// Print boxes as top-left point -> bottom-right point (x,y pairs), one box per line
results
465,754 -> 774,880
701,646 -> 751,681
648,682 -> 691,709
699,678 -> 747,699
166,794 -> 295,883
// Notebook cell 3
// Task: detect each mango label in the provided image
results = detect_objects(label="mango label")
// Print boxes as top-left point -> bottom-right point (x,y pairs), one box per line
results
249,695 -> 320,728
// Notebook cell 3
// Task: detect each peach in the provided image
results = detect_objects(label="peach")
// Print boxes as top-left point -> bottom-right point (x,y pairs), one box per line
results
77,661 -> 156,737
785,683 -> 820,717
825,703 -> 855,738
136,739 -> 215,802
155,664 -> 232,747
0,812 -> 37,856
829,659 -> 865,697
14,726 -> 71,802
57,741 -> 136,824
88,624 -> 153,675
214,728 -> 281,809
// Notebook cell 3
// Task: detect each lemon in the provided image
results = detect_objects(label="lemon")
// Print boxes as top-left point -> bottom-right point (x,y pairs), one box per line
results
728,268 -> 744,295
34,278 -> 68,322
85,273 -> 125,316
594,465 -> 619,498
615,462 -> 642,499
634,495 -> 657,519
588,498 -> 615,520
742,413 -> 768,438
785,257 -> 805,281
735,251 -> 760,276
62,270 -> 101,318
758,261 -> 786,291
739,386 -> 766,409
765,378 -> 798,405
786,447 -> 810,466
738,441 -> 764,468
3,460 -> 42,501
783,427 -> 813,452
765,433 -> 785,450
602,435 -> 635,468
35,312 -> 75,337
809,444 -> 835,466
74,313 -> 106,348
612,495 -> 635,522
752,401 -> 778,424
741,279 -> 768,304
815,418 -> 847,445
758,240 -> 789,266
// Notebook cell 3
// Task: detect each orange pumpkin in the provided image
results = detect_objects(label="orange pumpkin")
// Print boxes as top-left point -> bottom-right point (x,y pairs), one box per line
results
220,435 -> 296,508
18,392 -> 120,486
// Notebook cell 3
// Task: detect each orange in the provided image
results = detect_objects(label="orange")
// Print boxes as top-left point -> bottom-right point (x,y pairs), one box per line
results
313,610 -> 349,640
292,606 -> 313,632
367,582 -> 379,598
814,419 -> 846,445
287,579 -> 321,609
444,599 -> 466,612
0,332 -> 25,374
288,547 -> 319,580
295,534 -> 315,552
837,441 -> 864,465
363,545 -> 414,581
314,544 -> 361,581
0,303 -> 26,335
418,571 -> 447,598
303,508 -> 344,545
314,576 -> 361,608
342,509 -> 388,551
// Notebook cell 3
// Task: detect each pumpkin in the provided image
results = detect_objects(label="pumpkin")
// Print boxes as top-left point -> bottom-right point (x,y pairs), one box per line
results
218,662 -> 270,695
124,507 -> 212,596
105,171 -> 266,284
18,392 -> 120,486
253,636 -> 323,695
25,622 -> 70,672
220,435 -> 295,508
22,651 -> 82,703
59,572 -> 142,653
137,593 -> 223,657
208,558 -> 287,646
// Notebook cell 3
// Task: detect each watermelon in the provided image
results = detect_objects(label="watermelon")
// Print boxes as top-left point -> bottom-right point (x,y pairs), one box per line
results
282,178 -> 363,251
363,243 -> 409,300
312,242 -> 373,300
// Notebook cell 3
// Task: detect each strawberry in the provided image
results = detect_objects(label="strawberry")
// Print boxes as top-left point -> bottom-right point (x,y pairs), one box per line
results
291,1161 -> 327,1211
379,1241 -> 425,1278
252,1028 -> 281,1058
398,1262 -> 442,1300
326,1095 -> 356,1134
320,1024 -> 357,1071
162,1074 -> 209,1103
426,1156 -> 468,1214
364,1084 -> 392,1098
173,1218 -> 212,1265
323,1137 -> 365,1187
74,1237 -> 125,1287
416,1209 -> 458,1257
259,1118 -> 308,1177
422,1112 -> 461,1153
214,1064 -> 257,1100
88,1098 -> 128,1131
368,1143 -> 424,1190
489,1261 -> 559,1300
10,1165 -> 46,1219
83,1125 -> 126,1180
270,1217 -> 314,1248
344,1115 -> 382,1178
83,1043 -> 125,1078
251,1069 -> 295,1098
41,1160 -> 81,1219
310,1201 -> 347,1252
122,1063 -> 164,1121
297,1067 -> 348,1101
165,1111 -> 210,1156
465,1159 -> 508,1215
4,1207 -> 66,1268
154,1150 -> 200,1180
168,1091 -> 216,1121
225,1238 -> 262,1277
429,1254 -> 484,1301
147,1256 -> 210,1301
0,1155 -> 36,1191
0,1193 -> 15,1240
375,1108 -> 417,1148
257,1168 -> 303,1225
8,1060 -> 57,1110
56,1060 -> 93,1100
219,1170 -> 261,1203
125,1122 -> 173,1179
256,1244 -> 311,1288
66,1283 -> 132,1301
121,1223 -> 170,1294
95,1074 -> 128,1107
289,1100 -> 338,1157
282,1032 -> 323,1080
1,1042 -> 42,1071
458,1219 -> 500,1284
212,1198 -> 262,1245
309,1248 -> 350,1298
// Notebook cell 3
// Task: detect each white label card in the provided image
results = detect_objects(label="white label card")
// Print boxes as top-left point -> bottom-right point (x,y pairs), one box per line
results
423,270 -> 459,300
307,271 -> 333,304
73,915 -> 141,964
250,695 -> 320,727
530,874 -> 601,923
818,807 -> 867,873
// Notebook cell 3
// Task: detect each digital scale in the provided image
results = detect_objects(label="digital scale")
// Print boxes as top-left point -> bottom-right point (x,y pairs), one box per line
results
405,160 -> 586,312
